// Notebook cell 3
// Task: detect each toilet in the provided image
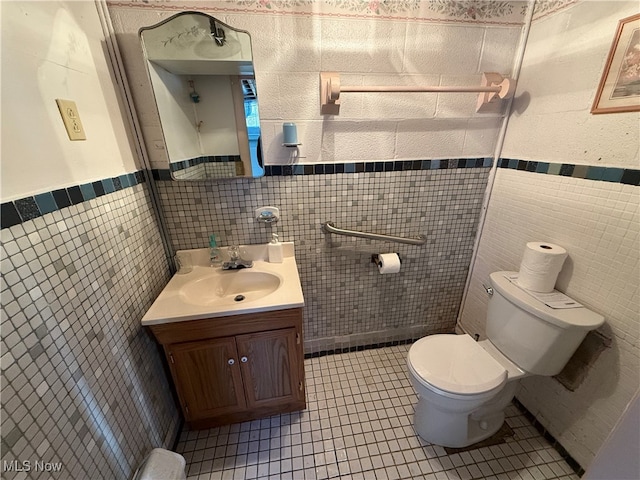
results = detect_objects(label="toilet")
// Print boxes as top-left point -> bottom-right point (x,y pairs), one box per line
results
133,448 -> 186,480
407,271 -> 604,448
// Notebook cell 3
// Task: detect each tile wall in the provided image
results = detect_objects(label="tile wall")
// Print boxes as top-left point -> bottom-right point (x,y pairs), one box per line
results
458,167 -> 639,469
106,0 -> 524,351
457,0 -> 640,470
0,183 -> 179,479
157,162 -> 490,352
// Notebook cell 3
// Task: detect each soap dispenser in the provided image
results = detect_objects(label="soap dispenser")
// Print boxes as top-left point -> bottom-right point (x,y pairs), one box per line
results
209,234 -> 222,266
268,233 -> 283,263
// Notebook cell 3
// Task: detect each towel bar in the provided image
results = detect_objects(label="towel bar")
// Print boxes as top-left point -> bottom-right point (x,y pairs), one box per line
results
319,72 -> 515,115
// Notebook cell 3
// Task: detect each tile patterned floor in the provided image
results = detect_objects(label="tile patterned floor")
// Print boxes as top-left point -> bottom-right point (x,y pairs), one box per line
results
176,345 -> 579,480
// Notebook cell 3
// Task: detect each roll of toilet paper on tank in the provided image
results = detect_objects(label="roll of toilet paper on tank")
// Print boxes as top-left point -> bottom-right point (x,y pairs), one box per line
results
378,253 -> 401,274
517,242 -> 567,292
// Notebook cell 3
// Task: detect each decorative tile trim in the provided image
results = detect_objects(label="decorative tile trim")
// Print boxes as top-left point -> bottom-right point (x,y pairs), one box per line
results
532,0 -> 579,22
303,338 -> 417,359
169,155 -> 241,173
1,171 -> 146,229
106,0 -> 529,26
153,157 -> 493,180
498,158 -> 640,186
513,398 -> 585,476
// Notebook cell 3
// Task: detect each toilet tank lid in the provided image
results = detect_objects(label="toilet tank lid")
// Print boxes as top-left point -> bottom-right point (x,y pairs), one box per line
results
408,334 -> 507,395
490,272 -> 605,330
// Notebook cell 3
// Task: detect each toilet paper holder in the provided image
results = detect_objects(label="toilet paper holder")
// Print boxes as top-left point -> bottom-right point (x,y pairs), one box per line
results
371,254 -> 402,267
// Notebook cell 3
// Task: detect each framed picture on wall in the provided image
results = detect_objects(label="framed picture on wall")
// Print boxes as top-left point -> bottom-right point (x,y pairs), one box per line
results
591,13 -> 640,114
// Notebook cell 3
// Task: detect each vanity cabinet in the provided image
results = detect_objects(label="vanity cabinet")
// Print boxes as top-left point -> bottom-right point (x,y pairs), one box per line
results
149,308 -> 305,429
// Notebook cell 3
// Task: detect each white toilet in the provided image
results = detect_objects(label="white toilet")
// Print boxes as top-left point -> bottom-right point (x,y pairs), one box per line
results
133,448 -> 186,480
407,271 -> 604,448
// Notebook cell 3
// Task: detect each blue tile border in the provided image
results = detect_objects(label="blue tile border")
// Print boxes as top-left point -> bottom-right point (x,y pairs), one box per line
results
1,171 -> 146,230
169,155 -> 242,173
267,157 -> 493,176
153,157 -> 493,180
499,158 -> 640,186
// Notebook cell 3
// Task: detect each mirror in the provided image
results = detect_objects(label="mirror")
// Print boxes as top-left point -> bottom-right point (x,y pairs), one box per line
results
140,12 -> 263,180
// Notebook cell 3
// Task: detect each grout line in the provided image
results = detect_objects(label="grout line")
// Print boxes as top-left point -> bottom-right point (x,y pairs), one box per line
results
512,398 -> 585,476
177,345 -> 583,480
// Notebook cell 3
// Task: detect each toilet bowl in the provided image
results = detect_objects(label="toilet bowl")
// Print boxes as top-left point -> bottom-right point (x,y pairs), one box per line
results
407,334 -> 525,447
407,271 -> 605,448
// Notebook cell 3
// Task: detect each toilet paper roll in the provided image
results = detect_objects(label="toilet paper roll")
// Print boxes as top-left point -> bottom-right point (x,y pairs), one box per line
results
377,253 -> 401,274
517,242 -> 567,292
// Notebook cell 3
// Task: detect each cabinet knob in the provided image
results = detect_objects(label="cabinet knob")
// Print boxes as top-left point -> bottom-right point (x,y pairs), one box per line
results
228,358 -> 235,365
241,356 -> 248,363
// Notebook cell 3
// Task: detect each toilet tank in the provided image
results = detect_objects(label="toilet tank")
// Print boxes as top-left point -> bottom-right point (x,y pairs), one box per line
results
486,272 -> 604,376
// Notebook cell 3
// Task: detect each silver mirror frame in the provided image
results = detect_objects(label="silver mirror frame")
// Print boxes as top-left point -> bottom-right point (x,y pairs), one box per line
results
139,11 -> 264,181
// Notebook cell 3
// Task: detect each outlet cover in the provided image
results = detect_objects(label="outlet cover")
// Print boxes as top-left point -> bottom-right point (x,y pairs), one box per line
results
55,99 -> 86,141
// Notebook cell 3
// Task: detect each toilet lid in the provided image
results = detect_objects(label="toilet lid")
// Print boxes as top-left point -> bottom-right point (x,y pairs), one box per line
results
408,335 -> 507,395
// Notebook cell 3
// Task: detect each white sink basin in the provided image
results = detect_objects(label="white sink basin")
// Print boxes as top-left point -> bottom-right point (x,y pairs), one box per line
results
179,270 -> 282,306
141,242 -> 304,325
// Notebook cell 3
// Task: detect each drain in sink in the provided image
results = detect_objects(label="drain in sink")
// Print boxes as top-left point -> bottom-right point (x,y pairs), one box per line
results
234,294 -> 245,302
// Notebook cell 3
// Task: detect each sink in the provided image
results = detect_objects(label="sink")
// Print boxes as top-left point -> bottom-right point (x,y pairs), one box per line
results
179,270 -> 282,306
141,242 -> 304,325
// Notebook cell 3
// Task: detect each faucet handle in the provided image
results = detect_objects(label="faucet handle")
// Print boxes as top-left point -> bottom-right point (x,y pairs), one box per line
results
228,245 -> 240,261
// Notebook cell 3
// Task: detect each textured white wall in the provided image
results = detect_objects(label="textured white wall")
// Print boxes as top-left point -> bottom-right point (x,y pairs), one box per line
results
148,63 -> 201,161
502,1 -> 640,167
107,3 -> 523,169
197,76 -> 242,155
0,1 -> 139,201
459,0 -> 640,469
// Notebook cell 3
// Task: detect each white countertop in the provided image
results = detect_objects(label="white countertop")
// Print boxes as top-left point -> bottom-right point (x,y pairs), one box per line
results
141,242 -> 304,326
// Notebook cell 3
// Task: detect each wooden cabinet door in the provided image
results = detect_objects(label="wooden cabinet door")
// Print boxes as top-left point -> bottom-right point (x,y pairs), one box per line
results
236,327 -> 303,409
167,337 -> 246,421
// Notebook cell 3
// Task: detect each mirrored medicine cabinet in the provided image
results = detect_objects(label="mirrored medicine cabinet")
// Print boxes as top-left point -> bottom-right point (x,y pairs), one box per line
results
140,11 -> 264,180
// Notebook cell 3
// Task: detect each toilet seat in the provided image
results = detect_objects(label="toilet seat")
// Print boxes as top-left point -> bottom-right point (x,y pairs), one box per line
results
408,335 -> 507,396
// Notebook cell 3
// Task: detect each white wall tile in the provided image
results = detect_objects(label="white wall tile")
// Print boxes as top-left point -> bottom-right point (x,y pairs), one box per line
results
395,119 -> 466,159
1,185 -> 179,477
238,14 -> 322,73
403,23 -> 485,74
459,168 -> 640,468
504,110 -> 640,165
319,120 -> 397,162
462,118 -> 503,157
108,6 -> 523,166
478,26 -> 522,73
278,72 -> 325,120
320,18 -> 406,73
255,72 -> 282,119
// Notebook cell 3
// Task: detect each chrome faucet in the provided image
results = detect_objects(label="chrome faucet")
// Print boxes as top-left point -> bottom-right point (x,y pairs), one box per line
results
222,245 -> 253,270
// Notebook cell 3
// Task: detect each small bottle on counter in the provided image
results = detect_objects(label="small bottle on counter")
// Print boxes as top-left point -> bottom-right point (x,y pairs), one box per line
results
209,234 -> 222,266
268,233 -> 283,263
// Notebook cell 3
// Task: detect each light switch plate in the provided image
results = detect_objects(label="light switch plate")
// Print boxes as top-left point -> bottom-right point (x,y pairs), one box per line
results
55,99 -> 86,141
